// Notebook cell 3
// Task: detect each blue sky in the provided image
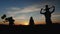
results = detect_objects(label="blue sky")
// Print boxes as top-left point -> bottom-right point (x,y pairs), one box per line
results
0,0 -> 60,25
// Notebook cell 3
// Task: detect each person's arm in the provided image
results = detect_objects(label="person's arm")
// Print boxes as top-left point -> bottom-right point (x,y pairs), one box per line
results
51,6 -> 55,13
40,8 -> 44,14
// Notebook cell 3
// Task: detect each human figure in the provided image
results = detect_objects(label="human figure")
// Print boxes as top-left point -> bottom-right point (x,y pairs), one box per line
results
40,5 -> 55,25
29,16 -> 34,26
1,14 -> 15,26
5,17 -> 15,26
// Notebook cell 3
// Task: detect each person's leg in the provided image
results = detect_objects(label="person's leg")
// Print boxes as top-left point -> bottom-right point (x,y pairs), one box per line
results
46,19 -> 48,25
49,18 -> 52,24
46,18 -> 52,25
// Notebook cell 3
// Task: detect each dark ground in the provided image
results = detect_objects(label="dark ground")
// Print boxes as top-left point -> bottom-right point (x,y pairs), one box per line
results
0,23 -> 60,33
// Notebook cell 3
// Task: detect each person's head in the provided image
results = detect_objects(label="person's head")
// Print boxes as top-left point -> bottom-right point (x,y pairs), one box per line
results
45,5 -> 48,8
9,17 -> 12,19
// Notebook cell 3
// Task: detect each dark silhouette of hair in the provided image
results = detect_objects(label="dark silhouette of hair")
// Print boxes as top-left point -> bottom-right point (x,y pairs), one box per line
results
29,16 -> 34,26
40,5 -> 55,25
5,17 -> 15,26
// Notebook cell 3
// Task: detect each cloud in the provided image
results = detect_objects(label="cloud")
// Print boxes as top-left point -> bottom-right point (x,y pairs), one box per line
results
52,15 -> 60,17
5,4 -> 41,20
6,4 -> 41,16
13,15 -> 27,20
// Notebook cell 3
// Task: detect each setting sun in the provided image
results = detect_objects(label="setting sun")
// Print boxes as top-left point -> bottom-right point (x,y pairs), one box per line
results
23,21 -> 29,25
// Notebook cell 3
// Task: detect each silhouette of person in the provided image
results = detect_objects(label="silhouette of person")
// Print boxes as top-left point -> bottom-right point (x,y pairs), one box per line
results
29,16 -> 34,26
1,14 -> 15,26
40,5 -> 55,25
5,17 -> 15,26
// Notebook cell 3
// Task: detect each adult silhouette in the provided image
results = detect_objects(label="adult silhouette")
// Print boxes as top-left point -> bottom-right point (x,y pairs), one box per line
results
40,5 -> 55,25
5,17 -> 15,26
29,16 -> 34,26
1,14 -> 15,26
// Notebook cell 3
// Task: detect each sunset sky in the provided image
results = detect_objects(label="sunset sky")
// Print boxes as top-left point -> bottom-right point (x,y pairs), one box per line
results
0,0 -> 60,25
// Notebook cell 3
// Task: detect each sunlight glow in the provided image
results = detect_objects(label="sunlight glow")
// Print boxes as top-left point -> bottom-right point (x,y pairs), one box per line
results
23,21 -> 29,25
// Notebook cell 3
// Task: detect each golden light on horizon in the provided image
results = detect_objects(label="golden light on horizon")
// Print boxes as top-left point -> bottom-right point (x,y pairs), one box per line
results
22,21 -> 29,25
0,19 -> 60,25
23,22 -> 29,25
14,20 -> 29,25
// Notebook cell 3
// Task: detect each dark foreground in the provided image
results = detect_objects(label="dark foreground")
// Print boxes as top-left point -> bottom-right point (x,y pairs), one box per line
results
0,23 -> 60,33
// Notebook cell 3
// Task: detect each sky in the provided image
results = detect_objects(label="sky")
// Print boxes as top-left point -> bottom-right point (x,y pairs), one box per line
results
0,0 -> 60,25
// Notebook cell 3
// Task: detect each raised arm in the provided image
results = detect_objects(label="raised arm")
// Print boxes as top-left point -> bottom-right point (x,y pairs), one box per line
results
51,6 -> 55,13
40,8 -> 44,14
